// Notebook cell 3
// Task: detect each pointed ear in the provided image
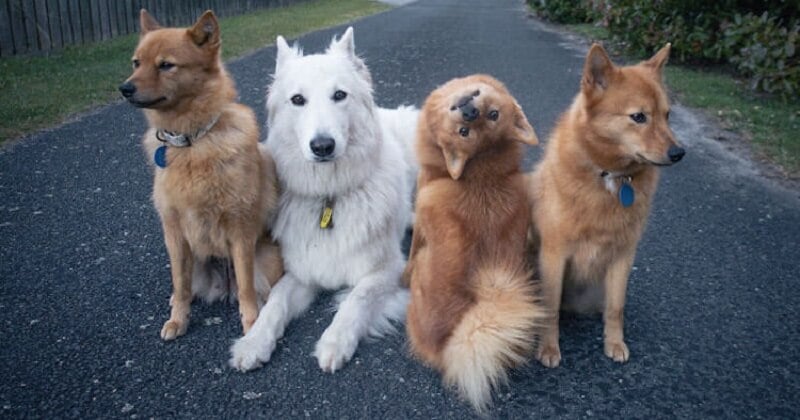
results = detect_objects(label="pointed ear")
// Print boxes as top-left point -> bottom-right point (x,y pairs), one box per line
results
275,35 -> 301,73
443,147 -> 468,180
139,9 -> 161,35
329,26 -> 356,58
513,104 -> 539,146
188,11 -> 220,49
644,43 -> 671,74
582,43 -> 615,93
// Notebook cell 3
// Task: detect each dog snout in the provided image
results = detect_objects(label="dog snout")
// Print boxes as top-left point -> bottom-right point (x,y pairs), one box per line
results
310,135 -> 336,159
460,102 -> 479,122
667,145 -> 685,163
119,82 -> 137,98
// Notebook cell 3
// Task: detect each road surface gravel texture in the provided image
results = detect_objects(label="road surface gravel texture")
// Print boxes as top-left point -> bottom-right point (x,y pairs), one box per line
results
1,0 -> 799,418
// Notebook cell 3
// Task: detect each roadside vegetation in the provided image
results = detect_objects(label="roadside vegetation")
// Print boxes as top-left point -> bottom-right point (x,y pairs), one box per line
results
530,0 -> 800,176
0,0 -> 389,144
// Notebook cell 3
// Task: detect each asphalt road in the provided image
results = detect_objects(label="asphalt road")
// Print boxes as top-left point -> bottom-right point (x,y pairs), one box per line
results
2,0 -> 799,418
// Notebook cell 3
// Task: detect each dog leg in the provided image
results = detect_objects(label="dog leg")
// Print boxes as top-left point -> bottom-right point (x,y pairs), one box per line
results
315,268 -> 408,373
161,216 -> 193,341
231,238 -> 258,334
603,253 -> 634,363
229,273 -> 317,371
536,245 -> 566,368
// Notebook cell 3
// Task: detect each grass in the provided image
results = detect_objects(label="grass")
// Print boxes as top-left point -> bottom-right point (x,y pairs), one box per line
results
566,23 -> 800,176
0,0 -> 389,144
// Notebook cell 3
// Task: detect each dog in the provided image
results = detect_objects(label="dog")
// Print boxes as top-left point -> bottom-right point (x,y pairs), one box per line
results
404,74 -> 543,411
119,10 -> 283,340
528,43 -> 685,367
228,27 -> 418,373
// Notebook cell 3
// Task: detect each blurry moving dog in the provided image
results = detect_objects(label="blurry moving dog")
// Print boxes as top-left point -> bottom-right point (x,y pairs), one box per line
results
404,74 -> 543,411
228,28 -> 418,373
529,43 -> 685,367
119,10 -> 282,340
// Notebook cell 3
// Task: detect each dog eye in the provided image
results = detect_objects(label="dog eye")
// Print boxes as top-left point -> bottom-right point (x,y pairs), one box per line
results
132,59 -> 140,69
459,127 -> 470,137
291,94 -> 306,106
332,90 -> 347,102
158,61 -> 175,71
630,112 -> 647,124
488,110 -> 499,121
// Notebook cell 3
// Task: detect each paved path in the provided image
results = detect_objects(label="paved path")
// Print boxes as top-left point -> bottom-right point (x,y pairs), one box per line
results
2,0 -> 799,417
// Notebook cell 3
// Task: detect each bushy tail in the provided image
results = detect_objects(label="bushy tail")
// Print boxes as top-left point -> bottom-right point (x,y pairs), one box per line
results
440,265 -> 543,412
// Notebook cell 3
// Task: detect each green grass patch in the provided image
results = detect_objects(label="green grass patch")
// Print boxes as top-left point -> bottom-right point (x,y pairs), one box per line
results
565,23 -> 800,176
0,0 -> 389,144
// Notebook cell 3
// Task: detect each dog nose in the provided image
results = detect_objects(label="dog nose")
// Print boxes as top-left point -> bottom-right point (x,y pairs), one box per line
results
310,136 -> 336,158
119,82 -> 136,98
460,103 -> 479,122
668,145 -> 685,163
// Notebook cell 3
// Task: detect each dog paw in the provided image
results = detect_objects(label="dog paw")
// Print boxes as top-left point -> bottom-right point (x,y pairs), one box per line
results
604,340 -> 630,363
536,344 -> 562,368
314,332 -> 357,373
229,336 -> 274,372
160,319 -> 188,341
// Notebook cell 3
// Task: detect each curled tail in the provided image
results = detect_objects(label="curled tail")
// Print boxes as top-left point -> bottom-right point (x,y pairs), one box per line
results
440,266 -> 543,412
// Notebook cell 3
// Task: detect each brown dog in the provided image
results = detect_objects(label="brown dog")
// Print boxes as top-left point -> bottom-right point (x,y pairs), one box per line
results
529,44 -> 685,367
119,10 -> 282,340
404,74 -> 544,411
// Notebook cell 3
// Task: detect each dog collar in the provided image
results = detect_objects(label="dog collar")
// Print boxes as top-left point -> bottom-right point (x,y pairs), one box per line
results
600,171 -> 635,208
155,114 -> 221,148
153,115 -> 220,168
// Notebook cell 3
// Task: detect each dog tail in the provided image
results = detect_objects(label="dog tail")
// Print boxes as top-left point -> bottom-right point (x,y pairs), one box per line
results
441,265 -> 542,412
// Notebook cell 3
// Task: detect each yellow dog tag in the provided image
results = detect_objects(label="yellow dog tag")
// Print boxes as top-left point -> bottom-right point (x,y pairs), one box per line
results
319,198 -> 334,229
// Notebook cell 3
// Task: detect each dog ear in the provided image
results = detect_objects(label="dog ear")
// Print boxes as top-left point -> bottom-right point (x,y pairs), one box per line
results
329,27 -> 356,58
512,103 -> 539,146
275,36 -> 302,73
581,44 -> 615,93
442,146 -> 468,180
139,9 -> 161,35
644,43 -> 671,74
188,10 -> 220,49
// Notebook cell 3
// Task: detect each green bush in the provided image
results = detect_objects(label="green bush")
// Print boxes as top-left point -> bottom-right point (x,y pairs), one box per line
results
599,0 -> 799,99
724,13 -> 799,97
528,0 -> 602,24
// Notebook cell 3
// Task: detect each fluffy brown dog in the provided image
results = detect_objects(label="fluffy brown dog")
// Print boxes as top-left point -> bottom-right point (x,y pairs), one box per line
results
404,74 -> 543,411
529,44 -> 685,367
119,10 -> 282,340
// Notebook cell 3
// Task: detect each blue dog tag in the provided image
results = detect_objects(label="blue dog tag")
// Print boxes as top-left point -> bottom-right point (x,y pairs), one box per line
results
154,145 -> 167,168
619,181 -> 635,207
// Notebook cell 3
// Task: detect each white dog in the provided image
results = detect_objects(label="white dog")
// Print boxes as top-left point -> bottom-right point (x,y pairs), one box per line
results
229,27 -> 418,373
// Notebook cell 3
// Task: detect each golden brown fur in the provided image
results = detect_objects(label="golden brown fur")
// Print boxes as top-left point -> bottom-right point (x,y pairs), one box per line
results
121,10 -> 282,341
529,44 -> 684,367
405,74 -> 544,411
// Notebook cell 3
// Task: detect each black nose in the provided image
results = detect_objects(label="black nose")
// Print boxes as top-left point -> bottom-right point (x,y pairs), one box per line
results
668,145 -> 685,163
310,136 -> 336,158
119,82 -> 136,98
460,103 -> 479,122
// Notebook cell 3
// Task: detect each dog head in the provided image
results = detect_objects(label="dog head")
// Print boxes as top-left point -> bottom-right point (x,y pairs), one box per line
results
266,27 -> 376,163
422,74 -> 538,180
579,43 -> 685,168
118,10 -> 226,110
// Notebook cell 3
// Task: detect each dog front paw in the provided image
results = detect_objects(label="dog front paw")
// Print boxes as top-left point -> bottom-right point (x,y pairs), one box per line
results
536,343 -> 562,368
160,319 -> 188,341
604,340 -> 629,363
229,336 -> 274,372
314,331 -> 357,373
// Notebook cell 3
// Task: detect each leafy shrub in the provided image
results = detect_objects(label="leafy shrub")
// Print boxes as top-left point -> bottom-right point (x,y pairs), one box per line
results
599,0 -> 799,99
724,13 -> 799,97
529,0 -> 603,24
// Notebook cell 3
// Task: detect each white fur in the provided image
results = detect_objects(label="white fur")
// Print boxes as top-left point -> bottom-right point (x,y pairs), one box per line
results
230,27 -> 418,372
